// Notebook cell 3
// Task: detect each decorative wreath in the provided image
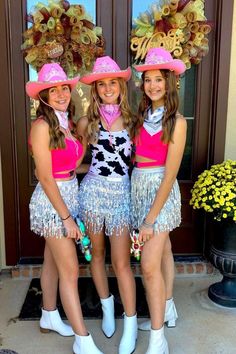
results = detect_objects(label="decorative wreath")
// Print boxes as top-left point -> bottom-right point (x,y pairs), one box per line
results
21,0 -> 105,77
130,0 -> 212,70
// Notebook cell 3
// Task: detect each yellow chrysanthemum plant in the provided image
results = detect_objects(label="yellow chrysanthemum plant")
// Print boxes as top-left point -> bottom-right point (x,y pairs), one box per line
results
190,160 -> 236,222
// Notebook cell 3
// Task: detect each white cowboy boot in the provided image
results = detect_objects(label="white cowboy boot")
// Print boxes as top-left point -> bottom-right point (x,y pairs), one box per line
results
100,294 -> 115,337
40,308 -> 74,336
146,326 -> 169,354
118,313 -> 137,354
138,298 -> 178,330
73,333 -> 104,354
165,298 -> 178,327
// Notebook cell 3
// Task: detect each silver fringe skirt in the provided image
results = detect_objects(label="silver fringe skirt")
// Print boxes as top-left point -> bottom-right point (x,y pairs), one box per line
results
78,172 -> 131,236
29,177 -> 79,238
131,167 -> 181,234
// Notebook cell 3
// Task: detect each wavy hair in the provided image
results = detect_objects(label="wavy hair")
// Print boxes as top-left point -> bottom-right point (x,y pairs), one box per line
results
36,88 -> 76,149
134,70 -> 179,143
86,78 -> 135,143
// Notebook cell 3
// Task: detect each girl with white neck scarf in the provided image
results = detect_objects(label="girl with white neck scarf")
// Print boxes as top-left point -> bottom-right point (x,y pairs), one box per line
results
131,47 -> 187,354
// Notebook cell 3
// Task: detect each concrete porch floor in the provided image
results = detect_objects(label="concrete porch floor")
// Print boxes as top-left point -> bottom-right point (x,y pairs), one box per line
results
0,271 -> 236,354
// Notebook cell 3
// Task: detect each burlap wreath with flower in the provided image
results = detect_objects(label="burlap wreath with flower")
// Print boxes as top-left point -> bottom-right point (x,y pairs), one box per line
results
130,0 -> 212,70
21,0 -> 105,76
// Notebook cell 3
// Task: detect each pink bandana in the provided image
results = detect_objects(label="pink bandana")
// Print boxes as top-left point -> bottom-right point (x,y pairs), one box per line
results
99,104 -> 121,130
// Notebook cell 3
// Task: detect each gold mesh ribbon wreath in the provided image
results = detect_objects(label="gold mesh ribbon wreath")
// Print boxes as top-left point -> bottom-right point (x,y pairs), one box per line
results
130,0 -> 212,70
22,0 -> 105,76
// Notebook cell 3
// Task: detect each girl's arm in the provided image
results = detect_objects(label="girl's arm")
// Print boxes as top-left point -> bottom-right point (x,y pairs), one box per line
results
139,116 -> 187,242
31,120 -> 81,239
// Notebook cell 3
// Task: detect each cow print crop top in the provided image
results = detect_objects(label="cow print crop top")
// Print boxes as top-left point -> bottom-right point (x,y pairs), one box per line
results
89,124 -> 132,177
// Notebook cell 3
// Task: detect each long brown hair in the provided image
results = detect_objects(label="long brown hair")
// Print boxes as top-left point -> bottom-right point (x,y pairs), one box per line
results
86,78 -> 135,143
134,69 -> 179,143
36,88 -> 75,149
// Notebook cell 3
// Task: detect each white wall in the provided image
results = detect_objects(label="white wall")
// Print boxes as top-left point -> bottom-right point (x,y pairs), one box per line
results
0,149 -> 6,270
225,3 -> 236,160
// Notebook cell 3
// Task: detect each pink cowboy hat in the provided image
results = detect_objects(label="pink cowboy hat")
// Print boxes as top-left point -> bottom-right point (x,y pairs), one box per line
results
26,63 -> 80,100
80,56 -> 131,85
134,47 -> 186,75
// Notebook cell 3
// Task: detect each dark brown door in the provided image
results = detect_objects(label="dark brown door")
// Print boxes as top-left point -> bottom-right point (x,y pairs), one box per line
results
0,0 -> 233,265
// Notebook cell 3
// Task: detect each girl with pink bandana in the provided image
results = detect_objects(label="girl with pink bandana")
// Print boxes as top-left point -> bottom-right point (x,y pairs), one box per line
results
78,56 -> 137,354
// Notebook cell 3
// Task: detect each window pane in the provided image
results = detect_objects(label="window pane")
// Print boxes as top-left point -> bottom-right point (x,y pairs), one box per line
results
131,0 -> 196,180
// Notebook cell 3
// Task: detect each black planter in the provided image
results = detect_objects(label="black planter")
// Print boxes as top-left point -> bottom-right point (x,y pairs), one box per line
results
208,220 -> 236,307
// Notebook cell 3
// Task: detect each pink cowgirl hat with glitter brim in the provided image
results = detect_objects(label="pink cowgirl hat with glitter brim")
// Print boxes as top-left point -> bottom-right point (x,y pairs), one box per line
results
26,63 -> 80,100
134,47 -> 186,75
80,56 -> 131,85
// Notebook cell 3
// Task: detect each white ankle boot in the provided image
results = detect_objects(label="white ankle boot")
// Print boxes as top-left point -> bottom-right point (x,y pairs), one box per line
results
165,298 -> 178,327
73,333 -> 104,354
146,326 -> 169,354
118,313 -> 137,354
138,298 -> 178,331
40,308 -> 74,336
100,294 -> 115,337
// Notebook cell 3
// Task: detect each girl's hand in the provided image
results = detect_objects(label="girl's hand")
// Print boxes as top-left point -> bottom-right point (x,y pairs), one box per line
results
138,225 -> 154,243
63,217 -> 82,241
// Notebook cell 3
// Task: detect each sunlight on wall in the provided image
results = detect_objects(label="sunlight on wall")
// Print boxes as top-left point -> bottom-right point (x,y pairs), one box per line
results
225,4 -> 236,160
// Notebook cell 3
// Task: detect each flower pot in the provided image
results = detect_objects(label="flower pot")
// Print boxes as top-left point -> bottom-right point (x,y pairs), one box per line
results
208,220 -> 236,307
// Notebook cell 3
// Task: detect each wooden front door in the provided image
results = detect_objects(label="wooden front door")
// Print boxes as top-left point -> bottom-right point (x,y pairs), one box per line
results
0,0 -> 233,265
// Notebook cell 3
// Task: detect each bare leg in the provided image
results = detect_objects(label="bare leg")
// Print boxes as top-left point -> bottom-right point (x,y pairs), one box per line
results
89,229 -> 109,299
161,235 -> 175,300
41,242 -> 59,310
110,228 -> 136,316
46,237 -> 87,336
141,232 -> 169,329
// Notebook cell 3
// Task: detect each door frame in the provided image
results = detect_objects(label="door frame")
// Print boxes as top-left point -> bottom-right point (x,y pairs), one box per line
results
0,0 -> 234,265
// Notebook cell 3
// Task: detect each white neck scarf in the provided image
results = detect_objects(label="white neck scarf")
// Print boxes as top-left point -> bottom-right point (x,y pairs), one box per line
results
143,106 -> 165,136
54,110 -> 69,130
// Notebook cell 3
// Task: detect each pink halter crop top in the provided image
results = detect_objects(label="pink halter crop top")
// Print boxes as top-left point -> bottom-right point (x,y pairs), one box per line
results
51,137 -> 83,178
134,126 -> 168,168
29,128 -> 83,178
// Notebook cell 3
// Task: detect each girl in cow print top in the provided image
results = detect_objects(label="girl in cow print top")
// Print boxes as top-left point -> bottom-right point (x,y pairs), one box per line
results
77,56 -> 137,353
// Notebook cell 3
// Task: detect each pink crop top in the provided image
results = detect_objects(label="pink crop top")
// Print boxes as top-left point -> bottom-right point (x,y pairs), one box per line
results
134,126 -> 168,167
29,132 -> 83,178
51,137 -> 83,178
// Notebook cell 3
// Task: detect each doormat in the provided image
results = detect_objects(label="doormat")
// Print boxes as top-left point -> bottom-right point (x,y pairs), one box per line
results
19,277 -> 148,320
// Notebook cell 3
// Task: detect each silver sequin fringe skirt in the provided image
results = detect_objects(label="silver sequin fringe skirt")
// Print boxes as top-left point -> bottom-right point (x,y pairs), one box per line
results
131,167 -> 181,234
29,177 -> 79,238
78,172 -> 131,236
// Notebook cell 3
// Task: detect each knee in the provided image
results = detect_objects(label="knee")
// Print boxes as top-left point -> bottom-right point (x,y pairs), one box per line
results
112,259 -> 129,276
141,260 -> 159,281
91,248 -> 105,263
59,264 -> 79,283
